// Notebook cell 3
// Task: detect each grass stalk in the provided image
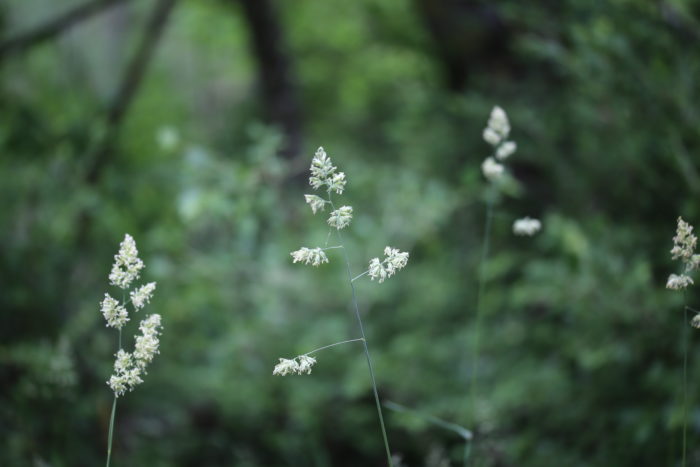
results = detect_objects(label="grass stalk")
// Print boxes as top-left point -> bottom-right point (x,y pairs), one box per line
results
304,338 -> 365,356
105,396 -> 117,467
682,298 -> 689,467
385,400 -> 472,467
467,197 -> 495,462
330,197 -> 393,467
106,327 -> 122,467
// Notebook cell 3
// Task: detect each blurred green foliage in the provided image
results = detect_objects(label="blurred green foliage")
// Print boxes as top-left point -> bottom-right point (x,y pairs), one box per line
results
2,0 -> 700,466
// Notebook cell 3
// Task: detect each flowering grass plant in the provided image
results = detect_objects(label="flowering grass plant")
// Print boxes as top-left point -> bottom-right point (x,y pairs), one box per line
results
101,234 -> 161,467
665,217 -> 700,467
277,147 -> 409,466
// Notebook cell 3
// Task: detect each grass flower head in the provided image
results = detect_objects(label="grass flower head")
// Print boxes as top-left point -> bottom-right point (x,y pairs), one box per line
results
309,147 -> 346,194
101,294 -> 129,329
304,194 -> 327,214
328,206 -> 353,230
481,157 -> 504,182
291,247 -> 329,266
368,247 -> 409,283
513,217 -> 542,236
667,217 -> 700,291
109,234 -> 145,289
273,355 -> 317,376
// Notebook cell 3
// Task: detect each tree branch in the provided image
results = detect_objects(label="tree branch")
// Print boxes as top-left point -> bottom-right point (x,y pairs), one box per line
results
0,0 -> 129,60
71,0 -> 176,256
85,0 -> 176,184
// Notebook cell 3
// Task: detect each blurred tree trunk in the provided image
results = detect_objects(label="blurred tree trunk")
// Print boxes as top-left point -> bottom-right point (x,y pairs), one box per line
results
413,0 -> 510,92
238,0 -> 303,159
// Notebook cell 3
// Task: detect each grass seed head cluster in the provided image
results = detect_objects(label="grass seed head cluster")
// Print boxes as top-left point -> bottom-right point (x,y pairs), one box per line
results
101,234 -> 162,397
667,217 -> 700,291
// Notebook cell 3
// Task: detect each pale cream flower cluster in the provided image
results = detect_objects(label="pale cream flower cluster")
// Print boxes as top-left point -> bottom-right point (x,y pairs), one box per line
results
481,107 -> 543,237
281,148 -> 411,376
292,147 -> 410,282
273,355 -> 317,376
108,314 -> 162,397
109,234 -> 145,289
292,148 -> 356,267
481,106 -> 517,182
131,282 -> 157,310
304,194 -> 327,214
101,294 -> 129,329
368,247 -> 410,283
101,236 -> 157,330
328,206 -> 353,230
666,217 -> 700,290
513,217 -> 542,236
309,147 -> 346,194
291,247 -> 329,266
102,234 -> 162,397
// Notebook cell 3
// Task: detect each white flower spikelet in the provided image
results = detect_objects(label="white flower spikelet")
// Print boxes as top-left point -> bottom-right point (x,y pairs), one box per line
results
101,294 -> 129,329
368,247 -> 409,283
108,350 -> 143,397
310,147 -> 335,184
114,349 -> 133,374
692,314 -> 700,329
309,147 -> 346,194
272,355 -> 317,376
487,106 -> 511,140
482,106 -> 510,146
667,274 -> 694,290
273,358 -> 299,376
328,172 -> 347,195
496,141 -> 517,160
107,314 -> 162,397
667,217 -> 700,293
671,217 -> 698,264
291,247 -> 329,266
133,314 -> 162,370
384,246 -> 409,275
130,282 -> 157,310
304,194 -> 327,214
481,157 -> 504,182
328,206 -> 353,230
297,355 -> 317,375
482,127 -> 502,146
513,217 -> 542,236
482,106 -> 516,183
109,234 -> 145,289
103,234 -> 162,397
368,258 -> 388,283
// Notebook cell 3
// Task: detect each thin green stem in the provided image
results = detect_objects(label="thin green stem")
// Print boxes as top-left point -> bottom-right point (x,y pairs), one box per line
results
384,401 -> 472,441
385,400 -> 472,467
304,338 -> 365,356
467,198 -> 494,462
106,328 -> 122,467
464,442 -> 471,467
329,195 -> 393,467
352,270 -> 370,282
105,396 -> 117,467
681,296 -> 689,467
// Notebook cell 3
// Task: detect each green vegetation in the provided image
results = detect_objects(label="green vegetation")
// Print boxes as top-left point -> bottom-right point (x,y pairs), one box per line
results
1,0 -> 699,465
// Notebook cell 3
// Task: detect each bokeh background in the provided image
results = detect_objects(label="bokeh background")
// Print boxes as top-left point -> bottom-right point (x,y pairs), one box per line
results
2,0 -> 700,465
